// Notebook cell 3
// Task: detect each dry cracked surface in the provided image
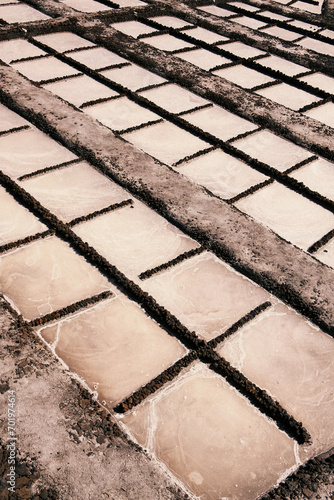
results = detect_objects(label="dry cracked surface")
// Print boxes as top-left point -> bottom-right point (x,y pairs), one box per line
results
0,0 -> 334,499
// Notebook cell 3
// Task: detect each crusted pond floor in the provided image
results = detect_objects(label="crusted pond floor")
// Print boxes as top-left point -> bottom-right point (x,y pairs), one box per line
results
0,0 -> 334,499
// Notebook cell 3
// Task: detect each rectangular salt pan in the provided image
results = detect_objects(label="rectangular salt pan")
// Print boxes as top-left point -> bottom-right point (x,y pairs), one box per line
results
67,47 -> 127,70
39,294 -> 187,407
73,199 -> 199,279
218,303 -> 334,458
139,84 -> 209,114
33,32 -> 95,53
0,237 -> 110,320
0,128 -> 77,179
0,4 -> 50,23
101,64 -> 166,91
119,362 -> 298,500
60,0 -> 112,12
20,161 -> 129,222
142,251 -> 269,340
0,185 -> 46,246
12,57 -> 80,83
0,103 -> 29,132
0,39 -> 46,64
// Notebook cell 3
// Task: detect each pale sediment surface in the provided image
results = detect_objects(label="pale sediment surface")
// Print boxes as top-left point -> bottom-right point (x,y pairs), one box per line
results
39,293 -> 187,407
73,200 -> 199,279
119,362 -> 298,500
218,303 -> 334,459
0,237 -> 110,319
142,252 -> 269,340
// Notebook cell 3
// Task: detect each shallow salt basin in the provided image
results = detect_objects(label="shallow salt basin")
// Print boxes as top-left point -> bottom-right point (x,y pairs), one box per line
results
297,38 -> 334,57
85,97 -> 159,131
233,129 -> 312,171
0,103 -> 29,132
12,57 -> 80,83
198,4 -> 235,16
256,55 -> 307,77
235,182 -> 334,250
260,26 -> 302,42
20,161 -> 129,222
101,64 -> 166,91
0,237 -> 110,320
315,239 -> 334,268
33,32 -> 95,53
73,200 -> 198,279
218,303 -> 334,459
182,26 -> 229,44
291,158 -> 334,201
142,34 -> 194,52
150,15 -> 192,29
176,149 -> 268,199
304,102 -> 334,128
60,0 -> 112,12
0,128 -> 77,179
39,294 -> 186,407
112,20 -> 158,38
119,362 -> 298,500
183,105 -> 258,141
298,72 -> 334,95
256,83 -> 320,111
232,16 -> 267,29
213,64 -> 275,89
67,47 -> 127,70
0,39 -> 46,64
43,75 -> 119,108
139,84 -> 209,114
0,4 -> 50,23
116,0 -> 147,6
176,48 -> 231,71
220,41 -> 265,59
123,121 -> 209,166
0,186 -> 46,245
142,252 -> 269,340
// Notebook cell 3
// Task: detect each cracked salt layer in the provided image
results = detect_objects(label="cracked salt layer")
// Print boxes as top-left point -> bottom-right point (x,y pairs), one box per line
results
60,0 -> 112,12
176,149 -> 268,199
304,102 -> 334,128
232,16 -> 268,29
119,362 -> 298,500
0,39 -> 46,64
235,182 -> 334,250
43,75 -> 118,107
213,64 -> 275,89
182,26 -> 229,44
183,105 -> 258,141
0,186 -> 46,246
33,32 -> 95,53
39,294 -> 186,407
256,55 -> 307,77
150,16 -> 192,29
12,57 -> 80,83
0,237 -> 110,320
142,34 -> 194,52
218,303 -> 334,458
297,38 -> 334,57
0,103 -> 29,132
0,128 -> 77,178
67,47 -> 127,70
261,26 -> 303,42
233,129 -> 312,171
176,48 -> 231,71
101,64 -> 166,91
142,252 -> 269,341
315,239 -> 334,268
139,84 -> 209,114
85,96 -> 159,131
291,158 -> 334,201
112,21 -> 158,38
73,200 -> 198,279
20,161 -> 129,222
123,121 -> 209,166
0,4 -> 50,23
217,41 -> 265,59
256,83 -> 321,111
